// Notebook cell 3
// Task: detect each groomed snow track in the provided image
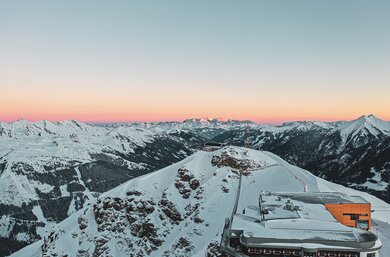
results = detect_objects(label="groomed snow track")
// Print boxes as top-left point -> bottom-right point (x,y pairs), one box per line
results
220,163 -> 279,257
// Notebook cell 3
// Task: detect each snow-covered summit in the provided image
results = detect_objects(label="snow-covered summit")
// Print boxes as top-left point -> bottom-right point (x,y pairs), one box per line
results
10,147 -> 390,257
279,120 -> 339,130
3,116 -> 390,256
125,118 -> 257,135
182,118 -> 255,127
0,119 -> 104,138
339,114 -> 390,141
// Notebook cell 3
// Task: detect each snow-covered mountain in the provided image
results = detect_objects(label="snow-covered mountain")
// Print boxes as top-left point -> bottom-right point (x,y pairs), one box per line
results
9,147 -> 390,257
338,114 -> 390,145
1,115 -> 389,256
213,115 -> 390,203
124,118 -> 257,139
0,120 -> 192,256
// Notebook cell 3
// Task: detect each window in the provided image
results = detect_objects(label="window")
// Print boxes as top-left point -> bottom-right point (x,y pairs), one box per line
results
343,213 -> 368,216
357,220 -> 369,230
367,253 -> 376,257
350,214 -> 359,220
303,253 -> 316,257
343,213 -> 368,220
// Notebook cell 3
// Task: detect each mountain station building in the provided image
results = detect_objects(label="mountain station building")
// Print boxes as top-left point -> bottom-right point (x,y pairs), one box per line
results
220,192 -> 381,257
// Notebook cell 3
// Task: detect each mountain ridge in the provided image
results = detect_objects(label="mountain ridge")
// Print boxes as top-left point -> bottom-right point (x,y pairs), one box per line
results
1,115 -> 389,256
9,147 -> 390,257
2,114 -> 389,136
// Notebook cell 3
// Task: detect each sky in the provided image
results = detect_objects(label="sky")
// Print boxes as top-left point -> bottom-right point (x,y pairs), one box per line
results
1,0 -> 389,123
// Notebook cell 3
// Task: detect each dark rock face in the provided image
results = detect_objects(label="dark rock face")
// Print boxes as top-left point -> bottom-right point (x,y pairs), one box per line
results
174,168 -> 200,199
92,193 -> 164,256
0,162 -> 6,175
211,152 -> 263,171
93,197 -> 128,233
162,237 -> 194,257
159,193 -> 183,223
206,241 -> 224,257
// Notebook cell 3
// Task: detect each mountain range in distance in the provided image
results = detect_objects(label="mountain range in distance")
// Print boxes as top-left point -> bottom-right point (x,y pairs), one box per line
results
0,114 -> 389,256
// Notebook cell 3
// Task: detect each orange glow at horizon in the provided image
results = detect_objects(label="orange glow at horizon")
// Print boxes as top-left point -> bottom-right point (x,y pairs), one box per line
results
2,98 -> 389,124
2,73 -> 389,124
2,1 -> 390,125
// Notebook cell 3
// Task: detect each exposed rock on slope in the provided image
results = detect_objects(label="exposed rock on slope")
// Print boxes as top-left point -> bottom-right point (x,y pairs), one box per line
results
10,147 -> 390,257
2,115 -> 390,255
0,120 -> 191,256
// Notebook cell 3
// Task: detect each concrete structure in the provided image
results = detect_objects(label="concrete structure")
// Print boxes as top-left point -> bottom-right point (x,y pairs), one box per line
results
273,192 -> 372,230
220,191 -> 381,257
203,142 -> 227,151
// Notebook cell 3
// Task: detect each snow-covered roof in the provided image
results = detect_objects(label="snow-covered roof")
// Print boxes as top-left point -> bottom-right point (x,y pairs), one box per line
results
230,192 -> 380,250
271,192 -> 369,204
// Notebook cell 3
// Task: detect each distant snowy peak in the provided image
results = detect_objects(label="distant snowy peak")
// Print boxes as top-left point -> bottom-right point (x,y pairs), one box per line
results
272,115 -> 390,138
182,118 -> 255,127
2,115 -> 389,140
123,118 -> 258,136
339,115 -> 390,142
0,120 -> 105,138
183,117 -> 223,124
279,120 -> 339,131
166,118 -> 257,130
0,120 -> 156,139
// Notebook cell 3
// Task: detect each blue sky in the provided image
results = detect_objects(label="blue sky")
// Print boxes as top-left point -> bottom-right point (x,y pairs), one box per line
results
1,1 -> 389,122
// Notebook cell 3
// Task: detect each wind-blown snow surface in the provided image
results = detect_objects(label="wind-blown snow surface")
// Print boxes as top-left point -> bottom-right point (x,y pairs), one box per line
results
0,120 -> 192,256
11,147 -> 390,257
212,115 -> 390,203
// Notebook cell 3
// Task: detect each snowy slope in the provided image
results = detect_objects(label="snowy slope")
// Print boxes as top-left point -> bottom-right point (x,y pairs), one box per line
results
337,114 -> 390,146
2,116 -> 389,256
10,147 -> 390,257
0,120 -> 186,207
213,115 -> 390,204
0,120 -> 192,256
